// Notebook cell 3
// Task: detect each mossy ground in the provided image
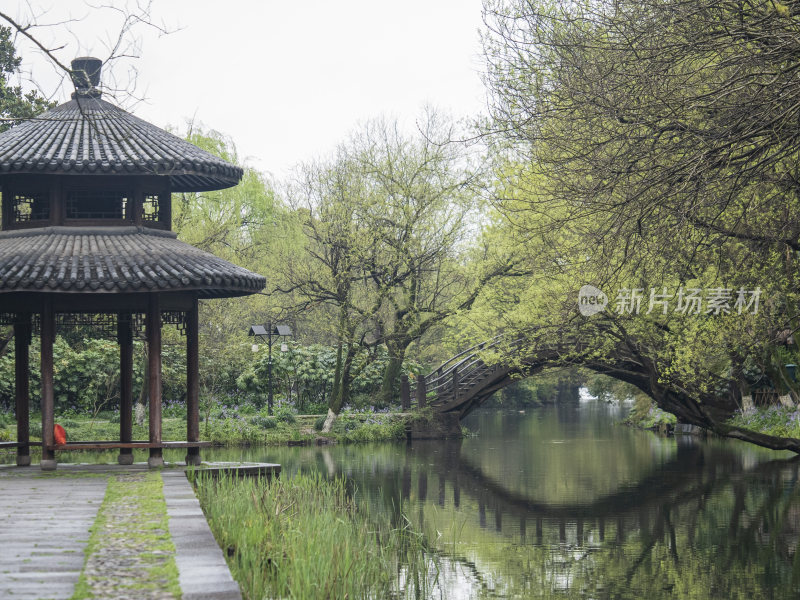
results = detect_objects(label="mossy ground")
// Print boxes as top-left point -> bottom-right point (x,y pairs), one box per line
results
70,471 -> 181,600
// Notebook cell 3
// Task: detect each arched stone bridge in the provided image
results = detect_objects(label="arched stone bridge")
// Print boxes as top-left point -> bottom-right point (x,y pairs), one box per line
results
403,335 -> 658,420
400,333 -> 800,453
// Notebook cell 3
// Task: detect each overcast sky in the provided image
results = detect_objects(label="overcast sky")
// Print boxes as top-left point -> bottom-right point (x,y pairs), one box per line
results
7,1 -> 488,178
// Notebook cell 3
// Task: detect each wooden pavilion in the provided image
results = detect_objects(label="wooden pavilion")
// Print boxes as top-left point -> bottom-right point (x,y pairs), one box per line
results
0,58 -> 265,470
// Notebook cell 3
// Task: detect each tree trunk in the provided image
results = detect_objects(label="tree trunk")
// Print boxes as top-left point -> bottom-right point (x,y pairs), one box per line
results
322,342 -> 356,432
378,351 -> 406,408
136,344 -> 149,426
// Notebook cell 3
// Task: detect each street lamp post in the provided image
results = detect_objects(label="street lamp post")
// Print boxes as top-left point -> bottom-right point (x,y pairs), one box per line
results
249,323 -> 292,415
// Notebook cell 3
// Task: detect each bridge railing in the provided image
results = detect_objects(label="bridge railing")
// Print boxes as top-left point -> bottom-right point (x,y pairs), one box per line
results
404,335 -> 521,410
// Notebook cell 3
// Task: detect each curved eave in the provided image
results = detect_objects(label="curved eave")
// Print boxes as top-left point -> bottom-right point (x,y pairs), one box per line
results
0,97 -> 243,192
0,226 -> 266,297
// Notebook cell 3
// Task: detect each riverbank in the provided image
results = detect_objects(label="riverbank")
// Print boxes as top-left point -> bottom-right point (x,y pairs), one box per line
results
624,397 -> 800,441
0,409 -> 409,451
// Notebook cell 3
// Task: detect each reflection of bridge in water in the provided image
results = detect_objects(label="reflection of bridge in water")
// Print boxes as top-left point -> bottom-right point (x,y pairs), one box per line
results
332,437 -> 800,548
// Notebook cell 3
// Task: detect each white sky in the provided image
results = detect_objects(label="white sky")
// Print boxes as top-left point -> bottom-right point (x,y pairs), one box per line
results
7,1 -> 488,178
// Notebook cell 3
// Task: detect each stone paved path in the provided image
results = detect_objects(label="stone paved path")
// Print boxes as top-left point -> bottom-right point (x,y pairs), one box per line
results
0,469 -> 108,599
79,472 -> 178,600
0,464 -> 242,600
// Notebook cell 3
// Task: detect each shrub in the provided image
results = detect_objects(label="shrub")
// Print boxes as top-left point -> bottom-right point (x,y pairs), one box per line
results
314,416 -> 326,431
250,415 -> 277,430
275,405 -> 296,424
163,402 -> 187,419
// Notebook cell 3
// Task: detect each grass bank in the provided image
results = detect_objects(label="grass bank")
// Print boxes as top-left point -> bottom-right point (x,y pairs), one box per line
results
195,472 -> 436,600
727,405 -> 800,438
0,408 -> 409,447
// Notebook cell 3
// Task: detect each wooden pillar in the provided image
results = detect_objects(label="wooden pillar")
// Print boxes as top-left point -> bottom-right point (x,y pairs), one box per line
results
400,375 -> 410,411
416,374 -> 427,409
185,299 -> 201,466
40,298 -> 56,470
118,314 -> 134,465
14,314 -> 31,467
147,294 -> 164,467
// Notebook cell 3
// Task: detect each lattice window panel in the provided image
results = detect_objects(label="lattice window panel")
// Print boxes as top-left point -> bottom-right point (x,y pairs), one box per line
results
57,313 -> 119,338
162,311 -> 187,335
133,311 -> 186,338
19,312 -> 186,338
13,193 -> 49,222
0,313 -> 16,326
141,194 -> 161,222
66,190 -> 128,219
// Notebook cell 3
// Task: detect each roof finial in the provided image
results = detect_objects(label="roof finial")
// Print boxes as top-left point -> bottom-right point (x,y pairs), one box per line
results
70,57 -> 102,98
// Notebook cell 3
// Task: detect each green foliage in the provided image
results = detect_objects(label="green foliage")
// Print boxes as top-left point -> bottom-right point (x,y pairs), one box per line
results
489,368 -> 584,407
467,0 -> 800,452
333,418 -> 406,442
237,342 -> 422,411
0,336 -> 186,415
274,405 -> 296,424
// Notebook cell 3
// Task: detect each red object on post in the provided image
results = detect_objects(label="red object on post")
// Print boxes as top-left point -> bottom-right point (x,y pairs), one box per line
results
54,424 -> 66,445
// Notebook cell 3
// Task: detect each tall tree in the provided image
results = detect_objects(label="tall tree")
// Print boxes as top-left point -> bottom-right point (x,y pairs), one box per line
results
473,0 -> 800,451
482,0 -> 800,261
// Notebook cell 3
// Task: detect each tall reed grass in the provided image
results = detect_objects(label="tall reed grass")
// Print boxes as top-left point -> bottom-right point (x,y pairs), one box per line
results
195,472 -> 438,599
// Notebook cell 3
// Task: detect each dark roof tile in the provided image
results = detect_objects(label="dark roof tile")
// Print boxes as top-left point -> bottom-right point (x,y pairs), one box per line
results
0,97 -> 243,191
0,226 -> 265,297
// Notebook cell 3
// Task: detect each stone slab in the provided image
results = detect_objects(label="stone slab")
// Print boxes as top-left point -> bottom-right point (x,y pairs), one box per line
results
162,470 -> 242,600
0,472 -> 108,599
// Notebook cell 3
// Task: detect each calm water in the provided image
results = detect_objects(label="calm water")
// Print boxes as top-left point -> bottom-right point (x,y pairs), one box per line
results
204,397 -> 800,599
11,397 -> 800,598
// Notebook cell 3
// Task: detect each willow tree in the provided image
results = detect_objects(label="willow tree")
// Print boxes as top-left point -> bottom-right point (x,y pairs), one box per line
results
277,112 -> 523,424
277,147 -> 383,431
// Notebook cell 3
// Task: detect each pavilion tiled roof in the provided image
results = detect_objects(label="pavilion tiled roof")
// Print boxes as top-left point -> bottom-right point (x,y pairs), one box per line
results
0,227 -> 265,297
0,97 -> 243,192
